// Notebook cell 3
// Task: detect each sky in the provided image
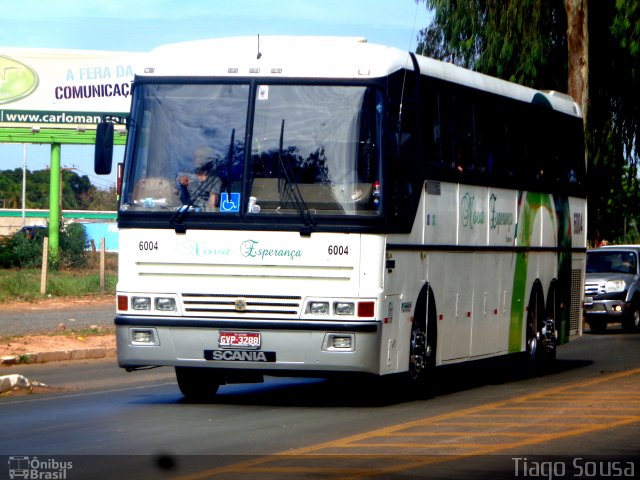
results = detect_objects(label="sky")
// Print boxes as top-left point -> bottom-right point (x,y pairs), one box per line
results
0,0 -> 431,190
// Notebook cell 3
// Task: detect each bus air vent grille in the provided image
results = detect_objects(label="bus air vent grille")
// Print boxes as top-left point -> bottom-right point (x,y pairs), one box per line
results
570,268 -> 584,335
181,293 -> 302,317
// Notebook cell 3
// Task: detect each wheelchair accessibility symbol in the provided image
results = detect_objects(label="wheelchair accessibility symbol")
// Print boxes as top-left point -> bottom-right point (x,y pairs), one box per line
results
219,192 -> 241,213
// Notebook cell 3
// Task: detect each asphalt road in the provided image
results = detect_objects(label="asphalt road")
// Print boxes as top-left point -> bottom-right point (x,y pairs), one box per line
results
1,328 -> 639,480
0,299 -> 115,336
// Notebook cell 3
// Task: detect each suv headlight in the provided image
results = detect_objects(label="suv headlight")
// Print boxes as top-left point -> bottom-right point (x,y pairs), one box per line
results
605,280 -> 626,293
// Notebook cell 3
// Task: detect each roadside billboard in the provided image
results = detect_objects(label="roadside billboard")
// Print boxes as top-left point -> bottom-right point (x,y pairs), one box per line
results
0,48 -> 145,129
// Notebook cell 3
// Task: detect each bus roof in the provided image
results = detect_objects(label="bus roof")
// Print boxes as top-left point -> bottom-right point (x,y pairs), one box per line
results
141,36 -> 581,118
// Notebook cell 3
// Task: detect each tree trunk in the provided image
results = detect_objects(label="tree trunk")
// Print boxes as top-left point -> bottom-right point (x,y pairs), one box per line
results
565,0 -> 588,118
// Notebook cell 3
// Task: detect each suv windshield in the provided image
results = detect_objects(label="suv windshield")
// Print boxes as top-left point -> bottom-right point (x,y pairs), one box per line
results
586,251 -> 637,275
121,82 -> 382,220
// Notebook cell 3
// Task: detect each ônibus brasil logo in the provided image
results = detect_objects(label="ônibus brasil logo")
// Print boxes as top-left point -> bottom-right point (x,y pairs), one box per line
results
8,456 -> 73,479
0,56 -> 39,104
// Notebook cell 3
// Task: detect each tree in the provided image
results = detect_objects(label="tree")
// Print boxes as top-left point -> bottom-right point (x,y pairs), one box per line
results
565,0 -> 588,113
417,0 -> 567,90
0,168 -> 115,211
415,0 -> 640,244
81,187 -> 118,211
586,1 -> 640,243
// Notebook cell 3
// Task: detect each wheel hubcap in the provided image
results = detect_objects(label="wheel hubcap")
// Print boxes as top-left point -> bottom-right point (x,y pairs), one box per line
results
410,326 -> 427,379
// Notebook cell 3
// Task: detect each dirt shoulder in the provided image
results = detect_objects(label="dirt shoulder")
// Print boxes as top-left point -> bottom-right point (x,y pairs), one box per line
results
0,294 -> 115,312
0,295 -> 116,360
0,333 -> 116,359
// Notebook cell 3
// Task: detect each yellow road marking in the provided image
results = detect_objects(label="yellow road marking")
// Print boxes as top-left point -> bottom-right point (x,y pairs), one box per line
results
174,367 -> 640,480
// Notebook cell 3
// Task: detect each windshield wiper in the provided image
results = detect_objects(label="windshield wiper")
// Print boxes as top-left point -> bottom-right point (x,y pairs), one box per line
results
277,119 -> 316,233
226,128 -> 235,197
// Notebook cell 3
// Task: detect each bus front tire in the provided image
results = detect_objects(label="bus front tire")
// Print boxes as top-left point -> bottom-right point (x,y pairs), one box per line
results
407,318 -> 436,396
175,367 -> 221,402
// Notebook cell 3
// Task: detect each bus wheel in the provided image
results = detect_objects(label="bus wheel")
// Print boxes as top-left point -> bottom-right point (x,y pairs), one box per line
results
541,282 -> 558,361
526,282 -> 554,363
175,367 -> 221,402
527,281 -> 544,362
408,319 -> 435,393
409,320 -> 427,381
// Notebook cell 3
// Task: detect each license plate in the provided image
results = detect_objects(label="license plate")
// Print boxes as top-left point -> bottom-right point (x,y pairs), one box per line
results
218,331 -> 261,349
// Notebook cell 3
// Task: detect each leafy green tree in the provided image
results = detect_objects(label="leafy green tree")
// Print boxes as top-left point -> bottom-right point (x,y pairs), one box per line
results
0,223 -> 88,269
415,0 -> 640,244
417,0 -> 567,90
586,1 -> 640,243
0,168 -> 114,211
0,170 -> 22,208
82,187 -> 118,211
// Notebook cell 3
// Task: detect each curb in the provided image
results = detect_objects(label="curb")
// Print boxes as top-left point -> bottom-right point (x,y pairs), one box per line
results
1,347 -> 116,366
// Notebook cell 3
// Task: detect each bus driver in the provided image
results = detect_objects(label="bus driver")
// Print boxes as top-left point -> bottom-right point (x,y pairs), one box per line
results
176,146 -> 222,211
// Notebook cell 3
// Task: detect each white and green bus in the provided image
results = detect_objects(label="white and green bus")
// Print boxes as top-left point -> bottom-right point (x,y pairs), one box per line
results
95,36 -> 586,400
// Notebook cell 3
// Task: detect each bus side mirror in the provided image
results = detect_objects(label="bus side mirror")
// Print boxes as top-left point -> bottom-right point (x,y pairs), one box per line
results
95,121 -> 114,175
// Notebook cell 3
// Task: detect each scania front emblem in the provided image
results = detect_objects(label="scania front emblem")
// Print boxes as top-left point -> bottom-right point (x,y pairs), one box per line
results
235,299 -> 247,312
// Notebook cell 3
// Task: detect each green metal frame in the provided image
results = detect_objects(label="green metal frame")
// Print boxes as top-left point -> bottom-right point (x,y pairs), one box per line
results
1,127 -> 126,263
0,127 -> 127,145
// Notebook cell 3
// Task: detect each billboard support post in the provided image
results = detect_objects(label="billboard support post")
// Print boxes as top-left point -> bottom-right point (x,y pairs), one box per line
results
48,143 -> 61,266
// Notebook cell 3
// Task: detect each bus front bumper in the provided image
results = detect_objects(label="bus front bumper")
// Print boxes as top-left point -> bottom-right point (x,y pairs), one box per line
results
114,315 -> 382,375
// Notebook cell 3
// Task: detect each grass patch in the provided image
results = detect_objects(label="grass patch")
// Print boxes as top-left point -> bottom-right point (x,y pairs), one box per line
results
0,253 -> 117,303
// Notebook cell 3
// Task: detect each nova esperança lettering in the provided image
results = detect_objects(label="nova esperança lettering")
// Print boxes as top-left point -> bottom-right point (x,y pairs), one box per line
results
460,192 -> 485,229
175,240 -> 231,257
175,239 -> 302,260
489,193 -> 514,232
240,239 -> 302,260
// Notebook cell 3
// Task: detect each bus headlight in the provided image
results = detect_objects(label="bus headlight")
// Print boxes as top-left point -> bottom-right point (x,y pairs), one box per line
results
132,296 -> 151,310
334,302 -> 355,315
309,301 -> 330,315
155,297 -> 177,311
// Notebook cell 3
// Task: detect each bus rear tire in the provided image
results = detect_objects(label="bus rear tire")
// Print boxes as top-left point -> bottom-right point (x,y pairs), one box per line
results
175,367 -> 221,402
527,281 -> 556,365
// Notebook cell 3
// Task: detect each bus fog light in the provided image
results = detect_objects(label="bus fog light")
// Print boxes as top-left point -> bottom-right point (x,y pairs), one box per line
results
155,297 -> 176,311
334,302 -> 355,315
132,296 -> 151,310
332,336 -> 352,348
130,328 -> 158,345
323,333 -> 355,351
309,301 -> 330,315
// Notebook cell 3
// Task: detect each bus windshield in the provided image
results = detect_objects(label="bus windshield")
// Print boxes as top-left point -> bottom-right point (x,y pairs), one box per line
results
121,82 -> 382,220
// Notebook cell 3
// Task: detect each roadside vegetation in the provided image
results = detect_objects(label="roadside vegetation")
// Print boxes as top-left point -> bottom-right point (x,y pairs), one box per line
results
0,225 -> 117,303
0,168 -> 117,211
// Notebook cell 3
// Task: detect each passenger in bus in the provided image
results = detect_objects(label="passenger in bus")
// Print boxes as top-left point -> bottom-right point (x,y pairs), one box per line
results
176,147 -> 222,211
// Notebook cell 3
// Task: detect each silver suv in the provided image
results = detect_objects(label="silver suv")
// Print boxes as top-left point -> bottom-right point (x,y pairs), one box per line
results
584,245 -> 640,333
